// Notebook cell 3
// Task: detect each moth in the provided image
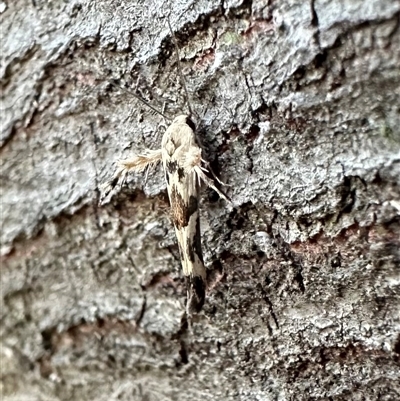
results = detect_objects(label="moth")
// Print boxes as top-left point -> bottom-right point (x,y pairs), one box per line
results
100,21 -> 229,316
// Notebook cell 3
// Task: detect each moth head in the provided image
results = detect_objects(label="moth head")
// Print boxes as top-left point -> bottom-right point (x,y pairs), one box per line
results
173,115 -> 196,132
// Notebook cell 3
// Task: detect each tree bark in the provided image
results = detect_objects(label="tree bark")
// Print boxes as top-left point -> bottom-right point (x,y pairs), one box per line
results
1,0 -> 400,400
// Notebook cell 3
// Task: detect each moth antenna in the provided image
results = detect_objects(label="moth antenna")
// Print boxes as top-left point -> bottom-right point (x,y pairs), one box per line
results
167,17 -> 194,118
108,80 -> 172,122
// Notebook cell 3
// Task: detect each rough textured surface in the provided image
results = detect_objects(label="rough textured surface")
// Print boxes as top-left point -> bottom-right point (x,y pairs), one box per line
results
1,0 -> 400,400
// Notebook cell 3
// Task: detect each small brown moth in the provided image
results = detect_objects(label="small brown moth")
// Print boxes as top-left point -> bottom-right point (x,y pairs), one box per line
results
100,19 -> 229,316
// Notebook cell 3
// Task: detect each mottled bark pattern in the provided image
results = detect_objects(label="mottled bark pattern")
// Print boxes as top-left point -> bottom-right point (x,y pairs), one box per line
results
1,0 -> 400,400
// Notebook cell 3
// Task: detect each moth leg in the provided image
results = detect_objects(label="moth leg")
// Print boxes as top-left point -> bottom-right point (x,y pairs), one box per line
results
193,166 -> 231,203
182,146 -> 230,202
201,158 -> 229,187
100,148 -> 162,204
119,148 -> 163,172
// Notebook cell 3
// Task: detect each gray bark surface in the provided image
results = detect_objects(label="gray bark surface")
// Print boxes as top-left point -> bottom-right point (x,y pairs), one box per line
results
1,0 -> 400,400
